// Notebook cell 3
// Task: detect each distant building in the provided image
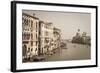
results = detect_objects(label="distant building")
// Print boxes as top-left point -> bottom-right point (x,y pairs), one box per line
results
72,29 -> 81,43
22,13 -> 39,60
53,27 -> 61,49
82,32 -> 91,45
72,30 -> 91,45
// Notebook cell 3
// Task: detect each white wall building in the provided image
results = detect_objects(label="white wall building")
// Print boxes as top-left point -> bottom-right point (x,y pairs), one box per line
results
22,13 -> 61,59
22,13 -> 39,60
39,21 -> 54,55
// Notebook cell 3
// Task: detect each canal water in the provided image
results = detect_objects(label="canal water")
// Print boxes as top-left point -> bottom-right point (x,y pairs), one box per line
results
46,42 -> 91,61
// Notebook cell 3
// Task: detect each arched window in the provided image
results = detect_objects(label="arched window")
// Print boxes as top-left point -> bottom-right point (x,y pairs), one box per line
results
22,45 -> 27,57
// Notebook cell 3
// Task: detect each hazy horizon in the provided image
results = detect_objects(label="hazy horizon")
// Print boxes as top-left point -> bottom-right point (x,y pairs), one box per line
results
23,10 -> 91,39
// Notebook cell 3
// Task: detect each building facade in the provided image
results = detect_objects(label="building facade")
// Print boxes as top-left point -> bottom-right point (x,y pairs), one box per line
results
53,27 -> 61,50
39,21 -> 54,55
22,13 -> 39,60
72,29 -> 91,45
22,13 -> 62,62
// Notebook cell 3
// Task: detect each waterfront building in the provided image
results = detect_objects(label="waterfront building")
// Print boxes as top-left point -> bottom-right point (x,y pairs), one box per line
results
72,29 -> 91,45
22,13 -> 39,60
39,21 -> 54,55
22,12 -> 62,61
53,27 -> 61,50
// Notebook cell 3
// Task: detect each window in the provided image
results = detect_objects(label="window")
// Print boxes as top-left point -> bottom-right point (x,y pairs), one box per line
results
22,45 -> 27,56
31,41 -> 33,46
28,48 -> 30,52
36,33 -> 37,40
26,19 -> 28,26
22,17 -> 24,24
31,48 -> 33,51
36,22 -> 37,32
28,19 -> 30,27
22,33 -> 30,40
35,48 -> 37,51
45,31 -> 48,36
36,41 -> 38,46
31,33 -> 33,40
31,20 -> 33,27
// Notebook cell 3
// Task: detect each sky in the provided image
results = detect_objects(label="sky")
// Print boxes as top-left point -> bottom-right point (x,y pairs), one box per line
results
23,10 -> 91,39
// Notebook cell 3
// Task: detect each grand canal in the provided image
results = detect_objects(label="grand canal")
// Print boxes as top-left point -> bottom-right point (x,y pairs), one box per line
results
46,42 -> 91,61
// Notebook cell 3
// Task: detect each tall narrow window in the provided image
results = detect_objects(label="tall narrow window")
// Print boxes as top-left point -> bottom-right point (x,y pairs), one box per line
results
31,20 -> 33,27
36,22 -> 37,32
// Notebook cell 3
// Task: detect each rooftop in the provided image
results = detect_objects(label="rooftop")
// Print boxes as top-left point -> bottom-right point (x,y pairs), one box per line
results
22,13 -> 39,20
